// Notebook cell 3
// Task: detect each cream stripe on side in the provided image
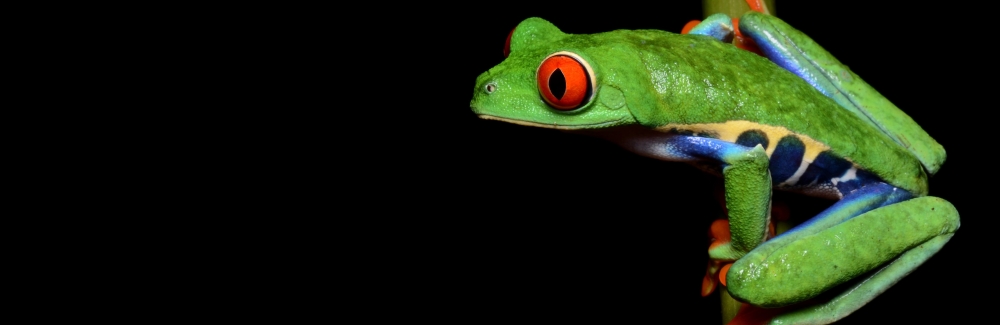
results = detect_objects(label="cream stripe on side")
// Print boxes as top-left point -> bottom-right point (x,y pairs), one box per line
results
656,120 -> 831,162
779,160 -> 812,187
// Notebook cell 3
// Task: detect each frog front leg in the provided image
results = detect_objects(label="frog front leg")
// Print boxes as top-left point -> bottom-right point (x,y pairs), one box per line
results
725,185 -> 959,324
617,132 -> 772,259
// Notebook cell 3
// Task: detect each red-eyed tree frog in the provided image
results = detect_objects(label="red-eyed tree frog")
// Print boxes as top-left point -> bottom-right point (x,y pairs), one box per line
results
469,10 -> 959,325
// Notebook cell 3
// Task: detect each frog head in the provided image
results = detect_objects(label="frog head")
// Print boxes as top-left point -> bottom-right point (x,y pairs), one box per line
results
470,18 -> 645,130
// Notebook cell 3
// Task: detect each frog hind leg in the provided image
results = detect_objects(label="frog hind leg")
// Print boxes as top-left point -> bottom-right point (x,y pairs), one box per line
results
735,12 -> 946,175
725,184 -> 960,324
767,224 -> 955,324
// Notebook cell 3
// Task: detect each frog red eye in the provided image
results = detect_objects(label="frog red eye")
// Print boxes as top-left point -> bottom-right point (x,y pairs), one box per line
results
503,27 -> 514,58
536,52 -> 594,111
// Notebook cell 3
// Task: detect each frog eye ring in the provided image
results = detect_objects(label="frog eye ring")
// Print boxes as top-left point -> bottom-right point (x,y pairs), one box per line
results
485,82 -> 497,93
536,51 -> 595,111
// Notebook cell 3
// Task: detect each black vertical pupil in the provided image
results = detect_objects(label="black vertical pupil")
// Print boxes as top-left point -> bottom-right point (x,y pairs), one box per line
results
549,68 -> 566,100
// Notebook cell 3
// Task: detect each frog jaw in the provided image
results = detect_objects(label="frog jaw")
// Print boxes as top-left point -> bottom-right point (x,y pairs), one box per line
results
470,69 -> 637,130
477,114 -> 631,130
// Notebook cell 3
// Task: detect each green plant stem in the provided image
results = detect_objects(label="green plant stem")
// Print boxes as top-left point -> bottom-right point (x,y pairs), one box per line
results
720,289 -> 743,325
703,0 -> 775,19
700,2 -> 776,324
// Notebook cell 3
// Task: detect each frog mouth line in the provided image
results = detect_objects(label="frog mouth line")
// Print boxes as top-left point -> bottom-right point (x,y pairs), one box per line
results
477,115 -> 628,130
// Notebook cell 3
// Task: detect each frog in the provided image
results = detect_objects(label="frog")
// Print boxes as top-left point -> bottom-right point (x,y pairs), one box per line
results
468,10 -> 960,325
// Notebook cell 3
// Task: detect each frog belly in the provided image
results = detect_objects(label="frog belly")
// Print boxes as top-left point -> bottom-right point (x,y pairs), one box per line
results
658,121 -> 889,199
598,122 -> 886,200
771,151 -> 883,200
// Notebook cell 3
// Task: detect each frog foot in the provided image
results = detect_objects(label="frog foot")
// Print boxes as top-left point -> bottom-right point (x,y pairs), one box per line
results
731,17 -> 763,56
702,219 -> 737,297
682,0 -> 771,56
704,199 -> 790,296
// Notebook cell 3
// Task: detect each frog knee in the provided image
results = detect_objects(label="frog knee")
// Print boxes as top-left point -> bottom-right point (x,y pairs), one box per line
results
905,196 -> 960,234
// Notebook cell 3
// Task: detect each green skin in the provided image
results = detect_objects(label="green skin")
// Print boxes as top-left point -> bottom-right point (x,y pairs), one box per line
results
471,12 -> 959,324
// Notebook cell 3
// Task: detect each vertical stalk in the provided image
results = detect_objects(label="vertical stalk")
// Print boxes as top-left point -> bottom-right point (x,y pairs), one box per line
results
703,0 -> 774,18
700,2 -> 776,323
719,289 -> 743,325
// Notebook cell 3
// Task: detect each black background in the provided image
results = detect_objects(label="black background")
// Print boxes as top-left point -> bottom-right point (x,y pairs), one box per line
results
370,2 -> 983,324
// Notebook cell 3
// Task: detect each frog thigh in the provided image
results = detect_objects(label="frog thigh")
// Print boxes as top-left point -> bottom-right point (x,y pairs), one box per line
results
737,12 -> 945,175
771,231 -> 954,324
766,197 -> 958,324
727,192 -> 960,323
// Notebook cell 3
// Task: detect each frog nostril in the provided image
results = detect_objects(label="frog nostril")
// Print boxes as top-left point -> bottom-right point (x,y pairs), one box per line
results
485,82 -> 497,94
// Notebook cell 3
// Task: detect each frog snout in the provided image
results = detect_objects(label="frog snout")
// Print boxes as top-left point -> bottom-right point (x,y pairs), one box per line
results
470,80 -> 497,114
